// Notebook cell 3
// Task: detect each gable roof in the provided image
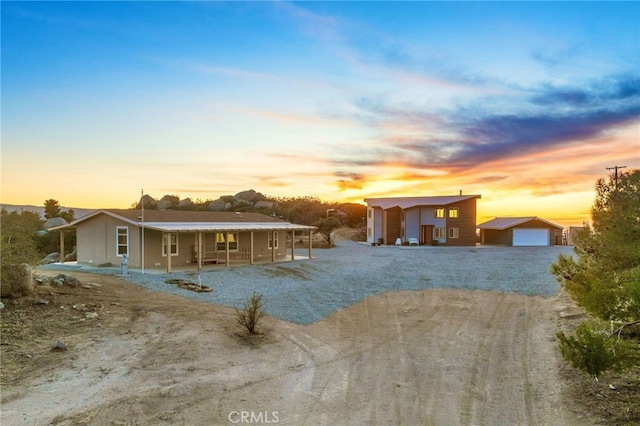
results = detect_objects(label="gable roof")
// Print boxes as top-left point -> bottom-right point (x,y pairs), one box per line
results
477,216 -> 564,230
49,209 -> 316,233
364,194 -> 481,210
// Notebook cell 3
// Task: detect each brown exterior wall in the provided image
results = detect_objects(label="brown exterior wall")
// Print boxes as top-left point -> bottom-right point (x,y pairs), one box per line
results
384,206 -> 402,245
481,219 -> 564,246
444,198 -> 477,246
481,229 -> 512,245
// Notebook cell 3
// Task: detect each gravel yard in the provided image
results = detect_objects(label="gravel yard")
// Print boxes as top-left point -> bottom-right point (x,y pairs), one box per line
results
43,241 -> 574,325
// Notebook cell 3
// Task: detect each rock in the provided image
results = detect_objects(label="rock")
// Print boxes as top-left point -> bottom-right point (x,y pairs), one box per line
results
138,194 -> 157,209
34,299 -> 50,305
254,200 -> 275,210
63,248 -> 77,262
85,312 -> 98,319
208,199 -> 226,211
55,274 -> 80,288
179,198 -> 193,208
52,278 -> 64,286
0,301 -> 4,310
157,199 -> 174,210
235,189 -> 258,202
5,264 -> 35,297
52,340 -> 68,351
43,217 -> 68,230
35,275 -> 52,286
41,252 -> 61,264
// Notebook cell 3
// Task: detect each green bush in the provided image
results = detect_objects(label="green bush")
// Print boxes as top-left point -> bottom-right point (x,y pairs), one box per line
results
557,320 -> 638,377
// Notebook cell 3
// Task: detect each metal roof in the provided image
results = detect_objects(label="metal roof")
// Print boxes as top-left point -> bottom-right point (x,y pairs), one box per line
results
141,222 -> 316,233
365,195 -> 481,210
477,217 -> 564,230
49,209 -> 315,232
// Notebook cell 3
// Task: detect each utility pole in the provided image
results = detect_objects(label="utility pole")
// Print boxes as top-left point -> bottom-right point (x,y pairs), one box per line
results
606,165 -> 627,188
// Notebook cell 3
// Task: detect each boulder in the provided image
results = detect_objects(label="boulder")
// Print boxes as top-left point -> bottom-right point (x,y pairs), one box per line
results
179,198 -> 194,209
208,199 -> 226,211
43,217 -> 67,230
157,199 -> 174,210
234,189 -> 257,202
64,248 -> 77,262
234,199 -> 252,209
2,264 -> 35,297
138,194 -> 157,209
254,200 -> 275,210
55,274 -> 80,288
41,252 -> 61,264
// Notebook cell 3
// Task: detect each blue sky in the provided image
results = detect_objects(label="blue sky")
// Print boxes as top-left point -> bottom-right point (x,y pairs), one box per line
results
2,1 -> 639,225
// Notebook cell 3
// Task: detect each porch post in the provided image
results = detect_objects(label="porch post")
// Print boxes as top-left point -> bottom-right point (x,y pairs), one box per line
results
59,230 -> 65,263
166,233 -> 172,274
291,230 -> 295,260
308,229 -> 313,259
225,232 -> 230,267
197,232 -> 203,270
250,231 -> 254,265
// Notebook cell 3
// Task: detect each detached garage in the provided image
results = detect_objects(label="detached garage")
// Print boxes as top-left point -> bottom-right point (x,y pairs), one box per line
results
478,217 -> 564,246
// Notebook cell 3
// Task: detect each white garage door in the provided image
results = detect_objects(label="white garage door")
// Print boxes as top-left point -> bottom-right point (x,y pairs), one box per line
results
513,229 -> 549,246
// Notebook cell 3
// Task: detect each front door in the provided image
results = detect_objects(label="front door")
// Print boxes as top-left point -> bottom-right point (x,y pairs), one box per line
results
420,225 -> 434,245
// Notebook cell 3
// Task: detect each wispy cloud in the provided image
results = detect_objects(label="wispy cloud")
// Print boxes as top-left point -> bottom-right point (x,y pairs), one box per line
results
331,73 -> 639,173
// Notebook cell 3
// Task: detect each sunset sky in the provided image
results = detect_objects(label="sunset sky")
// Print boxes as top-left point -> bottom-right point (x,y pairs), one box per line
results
2,1 -> 639,227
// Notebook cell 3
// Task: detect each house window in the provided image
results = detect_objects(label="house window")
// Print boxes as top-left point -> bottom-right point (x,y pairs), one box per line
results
268,231 -> 278,249
216,232 -> 238,251
449,208 -> 459,218
116,226 -> 128,257
435,208 -> 445,218
434,228 -> 445,239
449,228 -> 460,239
163,233 -> 178,256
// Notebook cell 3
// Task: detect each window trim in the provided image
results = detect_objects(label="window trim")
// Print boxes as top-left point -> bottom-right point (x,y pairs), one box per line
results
268,231 -> 279,249
116,226 -> 129,257
435,208 -> 445,218
163,233 -> 179,256
216,232 -> 238,252
448,227 -> 460,239
434,227 -> 445,239
448,207 -> 459,218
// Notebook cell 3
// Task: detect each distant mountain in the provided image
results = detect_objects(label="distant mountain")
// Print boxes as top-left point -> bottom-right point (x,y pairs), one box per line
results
1,204 -> 95,220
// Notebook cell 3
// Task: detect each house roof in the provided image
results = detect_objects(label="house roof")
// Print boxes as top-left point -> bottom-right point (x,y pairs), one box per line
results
49,209 -> 316,233
364,194 -> 481,210
477,216 -> 564,230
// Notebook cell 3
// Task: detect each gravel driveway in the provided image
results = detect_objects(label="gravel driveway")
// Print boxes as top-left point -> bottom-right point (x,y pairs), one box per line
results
42,241 -> 574,324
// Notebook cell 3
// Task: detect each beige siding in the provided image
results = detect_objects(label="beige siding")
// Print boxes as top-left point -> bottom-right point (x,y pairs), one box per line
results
77,215 -> 140,267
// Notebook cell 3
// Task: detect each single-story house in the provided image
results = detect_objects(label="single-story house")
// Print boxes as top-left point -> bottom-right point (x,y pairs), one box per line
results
477,217 -> 564,246
50,209 -> 316,273
364,194 -> 482,246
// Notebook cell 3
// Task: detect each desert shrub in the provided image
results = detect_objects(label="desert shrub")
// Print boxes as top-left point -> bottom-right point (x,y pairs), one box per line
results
557,320 -> 638,378
236,292 -> 265,335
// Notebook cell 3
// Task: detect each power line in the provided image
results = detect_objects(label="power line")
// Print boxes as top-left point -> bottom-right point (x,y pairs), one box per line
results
606,165 -> 627,188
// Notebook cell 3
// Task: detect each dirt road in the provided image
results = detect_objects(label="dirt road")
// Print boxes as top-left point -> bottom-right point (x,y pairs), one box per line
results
1,271 -> 593,425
